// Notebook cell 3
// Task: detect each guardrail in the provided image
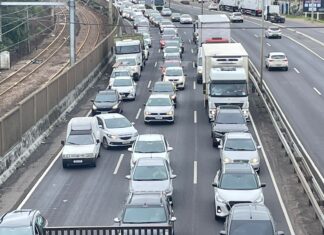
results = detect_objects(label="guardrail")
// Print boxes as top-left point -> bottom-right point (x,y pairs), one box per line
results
45,225 -> 173,235
248,61 -> 324,233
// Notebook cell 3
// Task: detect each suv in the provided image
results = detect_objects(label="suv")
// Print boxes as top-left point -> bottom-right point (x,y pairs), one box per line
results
114,192 -> 176,232
220,204 -> 284,235
0,209 -> 47,235
211,107 -> 248,147
212,163 -> 265,219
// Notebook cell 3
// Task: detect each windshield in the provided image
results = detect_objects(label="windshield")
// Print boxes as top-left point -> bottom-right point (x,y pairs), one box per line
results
117,58 -> 136,66
219,173 -> 258,190
271,55 -> 286,59
134,140 -> 165,153
165,55 -> 180,60
133,165 -> 168,180
165,41 -> 179,47
216,113 -> 245,124
154,84 -> 173,92
116,45 -> 140,54
105,118 -> 131,129
229,220 -> 274,235
95,93 -> 117,102
225,138 -> 256,151
0,227 -> 33,235
210,83 -> 247,97
147,97 -> 172,106
165,69 -> 182,76
123,207 -> 167,223
198,57 -> 202,66
66,134 -> 94,145
111,71 -> 129,78
165,47 -> 179,53
154,0 -> 164,5
113,79 -> 133,86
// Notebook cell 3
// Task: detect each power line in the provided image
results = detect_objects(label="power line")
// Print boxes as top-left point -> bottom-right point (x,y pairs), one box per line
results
1,6 -> 34,17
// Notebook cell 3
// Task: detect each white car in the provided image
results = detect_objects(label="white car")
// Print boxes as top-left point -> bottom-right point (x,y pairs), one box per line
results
142,32 -> 152,47
180,14 -> 193,24
161,8 -> 172,16
96,113 -> 138,149
208,3 -> 218,10
128,134 -> 173,168
229,12 -> 244,23
110,77 -> 137,100
115,56 -> 141,80
219,132 -> 261,171
163,46 -> 182,59
163,67 -> 186,90
144,94 -> 175,124
265,52 -> 288,71
265,26 -> 282,38
109,67 -> 132,86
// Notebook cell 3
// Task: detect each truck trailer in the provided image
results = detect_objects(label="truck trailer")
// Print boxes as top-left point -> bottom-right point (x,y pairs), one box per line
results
218,0 -> 239,12
239,0 -> 271,16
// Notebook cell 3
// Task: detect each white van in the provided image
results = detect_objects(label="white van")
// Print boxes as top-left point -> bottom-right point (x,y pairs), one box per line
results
196,47 -> 203,84
61,117 -> 101,168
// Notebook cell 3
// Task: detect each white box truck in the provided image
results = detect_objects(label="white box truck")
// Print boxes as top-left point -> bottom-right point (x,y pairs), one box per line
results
218,0 -> 239,12
202,43 -> 249,121
239,0 -> 271,16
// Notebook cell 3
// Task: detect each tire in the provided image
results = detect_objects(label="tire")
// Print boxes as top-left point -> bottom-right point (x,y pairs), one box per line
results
102,138 -> 109,150
62,161 -> 68,169
268,66 -> 271,71
285,67 -> 288,71
213,140 -> 219,148
92,159 -> 97,168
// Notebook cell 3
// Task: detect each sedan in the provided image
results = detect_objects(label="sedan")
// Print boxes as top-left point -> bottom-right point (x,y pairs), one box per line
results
96,113 -> 138,149
144,94 -> 175,124
160,60 -> 182,78
208,3 -> 218,10
150,81 -> 177,105
265,26 -> 282,38
109,67 -> 131,86
161,7 -> 172,16
142,32 -> 152,47
91,90 -> 122,115
171,12 -> 181,22
163,46 -> 182,59
219,132 -> 261,171
229,12 -> 244,23
126,157 -> 176,202
180,14 -> 193,24
265,52 -> 288,71
110,77 -> 136,100
128,134 -> 173,168
163,67 -> 186,90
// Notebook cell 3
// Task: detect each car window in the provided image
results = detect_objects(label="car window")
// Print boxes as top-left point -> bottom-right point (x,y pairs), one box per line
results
123,207 -> 167,223
67,133 -> 94,145
165,69 -> 182,76
113,79 -> 133,86
225,138 -> 256,151
0,227 -> 33,235
216,112 -> 245,124
271,55 -> 286,59
146,97 -> 172,106
117,58 -> 137,66
229,220 -> 274,235
165,47 -> 179,53
133,165 -> 168,180
112,70 -> 129,77
134,140 -> 165,153
219,173 -> 258,190
104,117 -> 131,129
97,117 -> 104,127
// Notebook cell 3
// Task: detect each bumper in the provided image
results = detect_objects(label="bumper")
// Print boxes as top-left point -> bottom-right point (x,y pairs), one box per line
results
215,200 -> 230,217
144,114 -> 174,123
268,33 -> 281,38
119,92 -> 136,100
106,136 -> 136,146
92,108 -> 119,115
62,158 -> 96,167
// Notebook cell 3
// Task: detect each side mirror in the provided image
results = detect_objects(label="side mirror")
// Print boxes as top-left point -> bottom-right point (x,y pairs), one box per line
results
114,217 -> 121,223
61,140 -> 65,145
131,122 -> 135,125
149,89 -> 152,92
108,85 -> 112,89
128,147 -> 133,152
170,174 -> 177,179
218,145 -> 223,149
212,182 -> 218,187
261,183 -> 266,188
90,99 -> 94,102
194,62 -> 197,67
170,217 -> 177,222
143,103 -> 146,106
138,63 -> 141,65
257,145 -> 262,149
96,139 -> 100,144
167,147 -> 173,152
220,231 -> 226,235
125,175 -> 131,180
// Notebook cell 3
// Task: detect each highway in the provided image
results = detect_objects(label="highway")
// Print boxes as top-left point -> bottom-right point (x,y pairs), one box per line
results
20,14 -> 292,234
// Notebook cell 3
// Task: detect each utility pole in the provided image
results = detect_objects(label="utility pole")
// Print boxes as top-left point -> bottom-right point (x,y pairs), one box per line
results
0,7 -> 2,42
311,0 -> 314,21
69,0 -> 76,65
260,0 -> 265,91
26,8 -> 30,53
201,0 -> 203,14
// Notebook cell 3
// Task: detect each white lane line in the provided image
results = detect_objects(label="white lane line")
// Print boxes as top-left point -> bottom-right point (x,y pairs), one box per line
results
266,43 -> 271,47
194,110 -> 197,123
192,61 -> 195,68
250,114 -> 296,235
294,68 -> 300,74
184,31 -> 187,35
189,39 -> 191,43
147,80 -> 151,88
193,161 -> 197,184
193,81 -> 196,90
158,49 -> 161,53
191,49 -> 194,54
135,108 -> 142,120
113,154 -> 124,175
313,87 -> 322,96
242,28 -> 246,31
254,34 -> 258,38
154,61 -> 157,67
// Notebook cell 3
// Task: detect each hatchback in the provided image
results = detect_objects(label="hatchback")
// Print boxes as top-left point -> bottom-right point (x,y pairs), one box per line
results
265,52 -> 288,71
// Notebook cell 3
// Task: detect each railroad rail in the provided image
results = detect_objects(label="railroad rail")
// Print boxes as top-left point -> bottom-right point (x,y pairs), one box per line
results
249,61 -> 324,233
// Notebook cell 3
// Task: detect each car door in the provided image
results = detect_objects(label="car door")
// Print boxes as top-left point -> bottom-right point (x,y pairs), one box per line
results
96,117 -> 105,141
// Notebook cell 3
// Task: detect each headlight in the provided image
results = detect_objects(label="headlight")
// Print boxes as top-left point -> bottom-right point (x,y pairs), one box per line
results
167,110 -> 174,115
215,192 -> 226,203
108,134 -> 118,139
92,104 -> 97,110
171,94 -> 176,99
112,104 -> 119,109
254,194 -> 264,203
144,111 -> 151,115
250,157 -> 259,164
133,132 -> 139,137
223,157 -> 232,164
209,109 -> 216,115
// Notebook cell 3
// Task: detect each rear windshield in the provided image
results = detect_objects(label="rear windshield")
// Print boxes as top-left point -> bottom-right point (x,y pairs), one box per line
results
229,220 -> 274,235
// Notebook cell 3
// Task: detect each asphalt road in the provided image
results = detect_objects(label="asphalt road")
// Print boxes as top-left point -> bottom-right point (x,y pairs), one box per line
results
21,15 -> 292,235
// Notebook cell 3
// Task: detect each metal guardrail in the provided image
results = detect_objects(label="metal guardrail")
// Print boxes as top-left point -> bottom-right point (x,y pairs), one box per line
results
248,61 -> 324,232
44,225 -> 173,235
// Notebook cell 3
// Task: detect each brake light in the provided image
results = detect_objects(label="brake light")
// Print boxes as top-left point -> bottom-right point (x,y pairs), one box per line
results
268,60 -> 273,62
283,59 -> 288,62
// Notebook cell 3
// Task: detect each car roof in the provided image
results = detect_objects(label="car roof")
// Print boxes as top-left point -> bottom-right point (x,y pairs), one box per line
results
97,113 -> 125,120
231,204 -> 271,221
0,209 -> 37,227
137,134 -> 164,141
128,192 -> 166,206
269,52 -> 286,56
165,66 -> 182,71
222,163 -> 254,174
148,93 -> 172,99
225,132 -> 253,139
137,157 -> 166,166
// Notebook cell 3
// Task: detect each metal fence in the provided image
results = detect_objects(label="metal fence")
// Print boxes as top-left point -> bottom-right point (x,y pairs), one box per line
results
44,226 -> 173,235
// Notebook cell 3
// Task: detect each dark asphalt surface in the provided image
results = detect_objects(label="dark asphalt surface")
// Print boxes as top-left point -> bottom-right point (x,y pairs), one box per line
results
22,13 -> 292,235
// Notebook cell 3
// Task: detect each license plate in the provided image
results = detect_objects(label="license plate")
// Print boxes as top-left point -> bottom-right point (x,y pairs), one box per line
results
123,141 -> 131,144
156,116 -> 163,120
73,160 -> 83,163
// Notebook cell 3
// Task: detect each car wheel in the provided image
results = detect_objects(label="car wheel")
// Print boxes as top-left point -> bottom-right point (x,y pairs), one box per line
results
213,140 -> 219,148
268,66 -> 271,71
102,138 -> 109,150
285,67 -> 288,71
62,161 -> 68,169
92,159 -> 97,167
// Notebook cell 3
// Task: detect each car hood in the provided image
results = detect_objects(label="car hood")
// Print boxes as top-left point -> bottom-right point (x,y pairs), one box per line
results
213,124 -> 248,133
62,144 -> 97,155
111,86 -> 134,93
222,150 -> 259,161
164,75 -> 183,80
145,106 -> 173,113
104,126 -> 137,136
130,179 -> 171,192
216,188 -> 263,202
94,101 -> 117,108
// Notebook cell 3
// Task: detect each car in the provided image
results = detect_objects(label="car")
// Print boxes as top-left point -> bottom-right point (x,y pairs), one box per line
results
180,14 -> 193,24
208,2 -> 218,10
211,106 -> 248,147
133,16 -> 147,29
0,209 -> 48,235
163,46 -> 182,59
144,94 -> 175,124
150,81 -> 177,105
164,38 -> 184,53
160,35 -> 177,49
164,53 -> 181,62
109,66 -> 132,86
220,203 -> 284,235
212,163 -> 265,219
160,60 -> 182,78
91,90 -> 122,115
96,113 -> 138,149
110,77 -> 136,101
269,13 -> 285,23
128,134 -> 173,168
144,9 -> 155,17
265,52 -> 288,71
219,132 -> 261,171
195,47 -> 203,83
229,12 -> 244,23
142,32 -> 152,47
122,8 -> 132,19
171,12 -> 181,22
163,67 -> 186,90
265,26 -> 282,38
126,158 -> 176,202
130,11 -> 143,21
161,7 -> 172,16
115,56 -> 141,80
114,192 -> 176,233
162,28 -> 178,37
136,19 -> 150,34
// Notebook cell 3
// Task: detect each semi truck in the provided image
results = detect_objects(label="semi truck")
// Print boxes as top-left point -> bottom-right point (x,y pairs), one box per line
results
264,4 -> 285,22
218,0 -> 239,12
239,0 -> 271,16
201,43 -> 249,121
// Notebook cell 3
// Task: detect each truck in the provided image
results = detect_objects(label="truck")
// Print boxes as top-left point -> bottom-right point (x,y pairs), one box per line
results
193,15 -> 231,46
239,0 -> 271,16
218,0 -> 239,12
201,43 -> 249,121
264,4 -> 285,22
145,0 -> 165,11
114,34 -> 145,71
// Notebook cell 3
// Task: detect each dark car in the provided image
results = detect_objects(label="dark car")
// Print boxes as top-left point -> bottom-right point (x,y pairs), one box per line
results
269,13 -> 285,23
91,90 -> 122,116
114,192 -> 176,233
171,13 -> 181,22
211,107 -> 248,147
0,209 -> 48,235
220,204 -> 284,235
150,81 -> 177,105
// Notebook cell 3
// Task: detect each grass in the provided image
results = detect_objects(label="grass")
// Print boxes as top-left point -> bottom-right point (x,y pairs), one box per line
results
286,14 -> 324,23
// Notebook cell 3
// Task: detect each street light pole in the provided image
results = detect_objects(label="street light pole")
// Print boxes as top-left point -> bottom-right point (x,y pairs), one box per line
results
260,0 -> 265,91
201,0 -> 203,14
311,0 -> 314,21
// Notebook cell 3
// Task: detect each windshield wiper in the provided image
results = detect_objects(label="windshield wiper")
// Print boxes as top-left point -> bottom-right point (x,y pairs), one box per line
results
67,142 -> 79,145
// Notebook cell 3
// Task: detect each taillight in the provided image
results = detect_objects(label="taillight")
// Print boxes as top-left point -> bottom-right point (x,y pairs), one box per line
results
268,60 -> 273,62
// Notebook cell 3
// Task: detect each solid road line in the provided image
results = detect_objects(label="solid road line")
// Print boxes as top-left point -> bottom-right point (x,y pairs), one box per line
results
135,108 -> 142,120
193,161 -> 197,184
113,154 -> 124,175
147,80 -> 151,88
193,81 -> 196,90
293,68 -> 300,74
254,34 -> 258,38
266,43 -> 271,47
250,114 -> 296,235
192,61 -> 195,68
194,110 -> 197,123
313,87 -> 322,96
191,49 -> 194,54
154,61 -> 157,67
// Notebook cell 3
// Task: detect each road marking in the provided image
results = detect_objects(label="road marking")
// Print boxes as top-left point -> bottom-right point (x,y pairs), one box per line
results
313,87 -> 322,96
189,39 -> 191,43
194,110 -> 197,123
250,114 -> 295,235
135,108 -> 142,120
294,68 -> 300,74
266,43 -> 271,47
184,31 -> 187,35
193,81 -> 196,90
193,161 -> 197,184
192,61 -> 195,68
254,34 -> 258,38
154,61 -> 157,67
113,154 -> 124,175
191,49 -> 194,54
242,28 -> 246,30
158,49 -> 161,53
147,80 -> 151,88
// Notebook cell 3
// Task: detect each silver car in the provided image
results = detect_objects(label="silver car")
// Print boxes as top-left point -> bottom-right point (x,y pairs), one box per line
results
180,14 -> 193,24
144,94 -> 175,123
219,132 -> 261,171
110,77 -> 137,100
163,46 -> 182,59
265,26 -> 282,38
163,67 -> 186,90
212,163 -> 265,219
150,81 -> 177,105
126,157 -> 176,202
229,12 -> 244,23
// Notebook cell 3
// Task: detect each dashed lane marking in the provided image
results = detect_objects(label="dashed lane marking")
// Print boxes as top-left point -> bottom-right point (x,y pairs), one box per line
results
193,161 -> 197,184
313,87 -> 322,96
136,108 -> 142,120
147,80 -> 151,88
294,68 -> 300,74
113,154 -> 124,175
